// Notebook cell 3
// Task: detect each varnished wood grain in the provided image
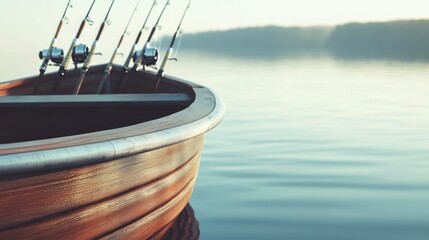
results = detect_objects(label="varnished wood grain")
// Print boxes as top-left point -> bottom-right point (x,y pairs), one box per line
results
100,176 -> 197,240
148,220 -> 176,240
0,152 -> 200,239
0,136 -> 203,230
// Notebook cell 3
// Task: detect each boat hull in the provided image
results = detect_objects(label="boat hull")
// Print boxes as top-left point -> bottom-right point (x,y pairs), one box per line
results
0,65 -> 224,239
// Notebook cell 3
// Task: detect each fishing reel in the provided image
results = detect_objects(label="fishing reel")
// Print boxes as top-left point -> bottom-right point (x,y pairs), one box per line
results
72,44 -> 89,65
39,48 -> 64,65
133,47 -> 159,66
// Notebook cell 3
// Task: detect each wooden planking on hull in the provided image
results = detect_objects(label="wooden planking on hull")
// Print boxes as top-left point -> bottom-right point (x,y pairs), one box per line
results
0,151 -> 200,239
148,220 -> 177,240
100,177 -> 197,240
0,135 -> 204,230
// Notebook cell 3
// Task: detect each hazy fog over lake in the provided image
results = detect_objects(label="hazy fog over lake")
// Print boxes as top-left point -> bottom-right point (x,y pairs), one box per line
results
179,20 -> 429,60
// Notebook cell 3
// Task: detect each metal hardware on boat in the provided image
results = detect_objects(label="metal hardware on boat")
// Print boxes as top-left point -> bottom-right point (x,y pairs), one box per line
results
143,47 -> 159,66
133,47 -> 159,66
72,44 -> 89,64
39,48 -> 65,64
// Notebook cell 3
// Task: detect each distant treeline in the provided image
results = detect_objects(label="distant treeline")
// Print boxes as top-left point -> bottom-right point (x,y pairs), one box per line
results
327,20 -> 429,59
180,26 -> 331,55
179,20 -> 429,60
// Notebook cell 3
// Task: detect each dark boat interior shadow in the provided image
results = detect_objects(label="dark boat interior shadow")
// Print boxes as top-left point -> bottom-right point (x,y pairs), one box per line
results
0,64 -> 198,144
0,104 -> 186,144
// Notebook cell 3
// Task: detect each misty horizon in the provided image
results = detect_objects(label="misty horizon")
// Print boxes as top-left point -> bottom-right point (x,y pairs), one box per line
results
177,19 -> 429,61
185,18 -> 429,33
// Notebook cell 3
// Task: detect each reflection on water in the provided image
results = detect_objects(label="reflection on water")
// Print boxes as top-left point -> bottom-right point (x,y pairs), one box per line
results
163,204 -> 199,240
167,52 -> 429,240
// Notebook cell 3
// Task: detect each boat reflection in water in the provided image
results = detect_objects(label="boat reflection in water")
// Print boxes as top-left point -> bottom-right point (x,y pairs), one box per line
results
162,204 -> 200,240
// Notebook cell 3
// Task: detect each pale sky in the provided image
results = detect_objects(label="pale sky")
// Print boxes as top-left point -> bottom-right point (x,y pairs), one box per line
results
191,0 -> 429,31
1,0 -> 429,53
1,0 -> 429,33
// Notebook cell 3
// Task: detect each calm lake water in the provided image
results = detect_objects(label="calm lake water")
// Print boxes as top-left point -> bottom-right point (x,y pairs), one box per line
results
169,51 -> 429,240
1,51 -> 429,240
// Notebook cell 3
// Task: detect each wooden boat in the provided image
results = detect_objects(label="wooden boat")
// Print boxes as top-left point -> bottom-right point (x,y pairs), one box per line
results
0,64 -> 224,239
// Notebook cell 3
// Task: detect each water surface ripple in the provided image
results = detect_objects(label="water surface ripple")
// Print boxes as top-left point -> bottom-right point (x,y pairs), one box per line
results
168,52 -> 429,240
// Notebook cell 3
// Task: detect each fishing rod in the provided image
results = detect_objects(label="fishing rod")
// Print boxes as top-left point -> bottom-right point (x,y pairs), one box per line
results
96,0 -> 142,94
32,0 -> 73,94
73,0 -> 116,95
154,0 -> 191,92
50,0 -> 97,94
117,0 -> 171,92
113,0 -> 158,92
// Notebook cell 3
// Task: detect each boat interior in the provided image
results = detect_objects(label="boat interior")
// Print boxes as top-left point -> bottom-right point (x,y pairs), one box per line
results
0,64 -> 197,144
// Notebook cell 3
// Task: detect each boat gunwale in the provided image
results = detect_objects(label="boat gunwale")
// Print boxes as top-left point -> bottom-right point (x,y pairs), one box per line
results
0,72 -> 225,174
